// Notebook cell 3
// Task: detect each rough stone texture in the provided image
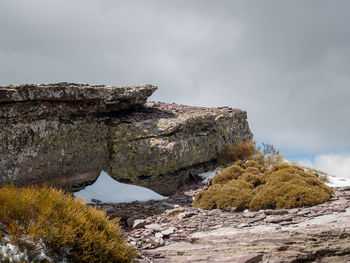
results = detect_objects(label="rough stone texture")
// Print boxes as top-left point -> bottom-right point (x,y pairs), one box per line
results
110,102 -> 253,195
0,83 -> 253,195
0,118 -> 109,189
108,184 -> 350,263
0,82 -> 157,120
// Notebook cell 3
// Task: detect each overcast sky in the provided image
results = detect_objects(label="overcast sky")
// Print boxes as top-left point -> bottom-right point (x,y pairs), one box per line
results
1,0 -> 350,174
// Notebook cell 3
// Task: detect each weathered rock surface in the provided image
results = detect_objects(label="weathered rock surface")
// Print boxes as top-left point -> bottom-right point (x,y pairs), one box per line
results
113,185 -> 350,263
0,82 -> 157,119
0,83 -> 252,195
110,102 -> 252,195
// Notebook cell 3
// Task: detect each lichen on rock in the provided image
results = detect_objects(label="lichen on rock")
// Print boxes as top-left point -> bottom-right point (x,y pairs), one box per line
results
110,102 -> 253,195
0,82 -> 157,120
0,83 -> 253,195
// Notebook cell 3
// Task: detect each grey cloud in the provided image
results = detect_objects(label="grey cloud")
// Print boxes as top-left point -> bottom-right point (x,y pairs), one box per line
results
1,0 -> 350,153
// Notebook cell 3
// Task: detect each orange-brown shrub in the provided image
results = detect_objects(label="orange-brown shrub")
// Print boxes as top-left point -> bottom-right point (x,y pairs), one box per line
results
0,185 -> 135,263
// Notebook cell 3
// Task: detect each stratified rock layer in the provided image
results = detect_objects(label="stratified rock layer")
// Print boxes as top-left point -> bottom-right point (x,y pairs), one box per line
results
0,83 -> 253,195
110,102 -> 252,195
0,82 -> 157,119
114,186 -> 350,263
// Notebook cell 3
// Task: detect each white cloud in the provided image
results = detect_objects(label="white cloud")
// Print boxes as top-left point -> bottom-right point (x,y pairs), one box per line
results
298,153 -> 350,179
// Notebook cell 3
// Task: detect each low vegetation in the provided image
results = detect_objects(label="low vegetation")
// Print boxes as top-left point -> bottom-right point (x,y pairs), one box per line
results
194,140 -> 333,211
0,185 -> 135,263
216,139 -> 256,166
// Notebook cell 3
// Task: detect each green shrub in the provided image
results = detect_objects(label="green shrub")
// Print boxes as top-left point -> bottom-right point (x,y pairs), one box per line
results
0,185 -> 135,263
195,140 -> 333,211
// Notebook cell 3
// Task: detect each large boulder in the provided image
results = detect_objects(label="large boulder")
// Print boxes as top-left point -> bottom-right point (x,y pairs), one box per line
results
110,102 -> 252,195
0,83 -> 253,195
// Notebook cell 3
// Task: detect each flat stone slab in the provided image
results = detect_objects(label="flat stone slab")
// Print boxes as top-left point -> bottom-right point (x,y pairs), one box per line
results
0,82 -> 157,119
0,82 -> 157,103
125,188 -> 350,263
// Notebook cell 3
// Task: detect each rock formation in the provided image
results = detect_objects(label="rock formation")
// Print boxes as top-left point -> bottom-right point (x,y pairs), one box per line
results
98,183 -> 350,263
0,83 -> 252,195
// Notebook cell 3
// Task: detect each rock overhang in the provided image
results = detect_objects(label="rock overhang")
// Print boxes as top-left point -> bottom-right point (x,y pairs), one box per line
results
0,83 -> 253,195
0,82 -> 157,120
0,82 -> 157,103
108,102 -> 252,195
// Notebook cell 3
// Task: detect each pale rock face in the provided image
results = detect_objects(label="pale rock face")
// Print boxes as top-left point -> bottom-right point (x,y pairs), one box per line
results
125,187 -> 350,263
0,83 -> 253,195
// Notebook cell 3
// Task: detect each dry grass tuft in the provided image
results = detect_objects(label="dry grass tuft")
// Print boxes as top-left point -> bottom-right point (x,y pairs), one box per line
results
193,180 -> 254,210
195,140 -> 333,211
211,165 -> 244,185
249,167 -> 333,210
216,139 -> 256,165
0,185 -> 135,263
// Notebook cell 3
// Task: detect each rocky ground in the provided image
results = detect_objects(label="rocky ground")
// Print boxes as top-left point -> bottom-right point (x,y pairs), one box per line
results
95,182 -> 350,263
